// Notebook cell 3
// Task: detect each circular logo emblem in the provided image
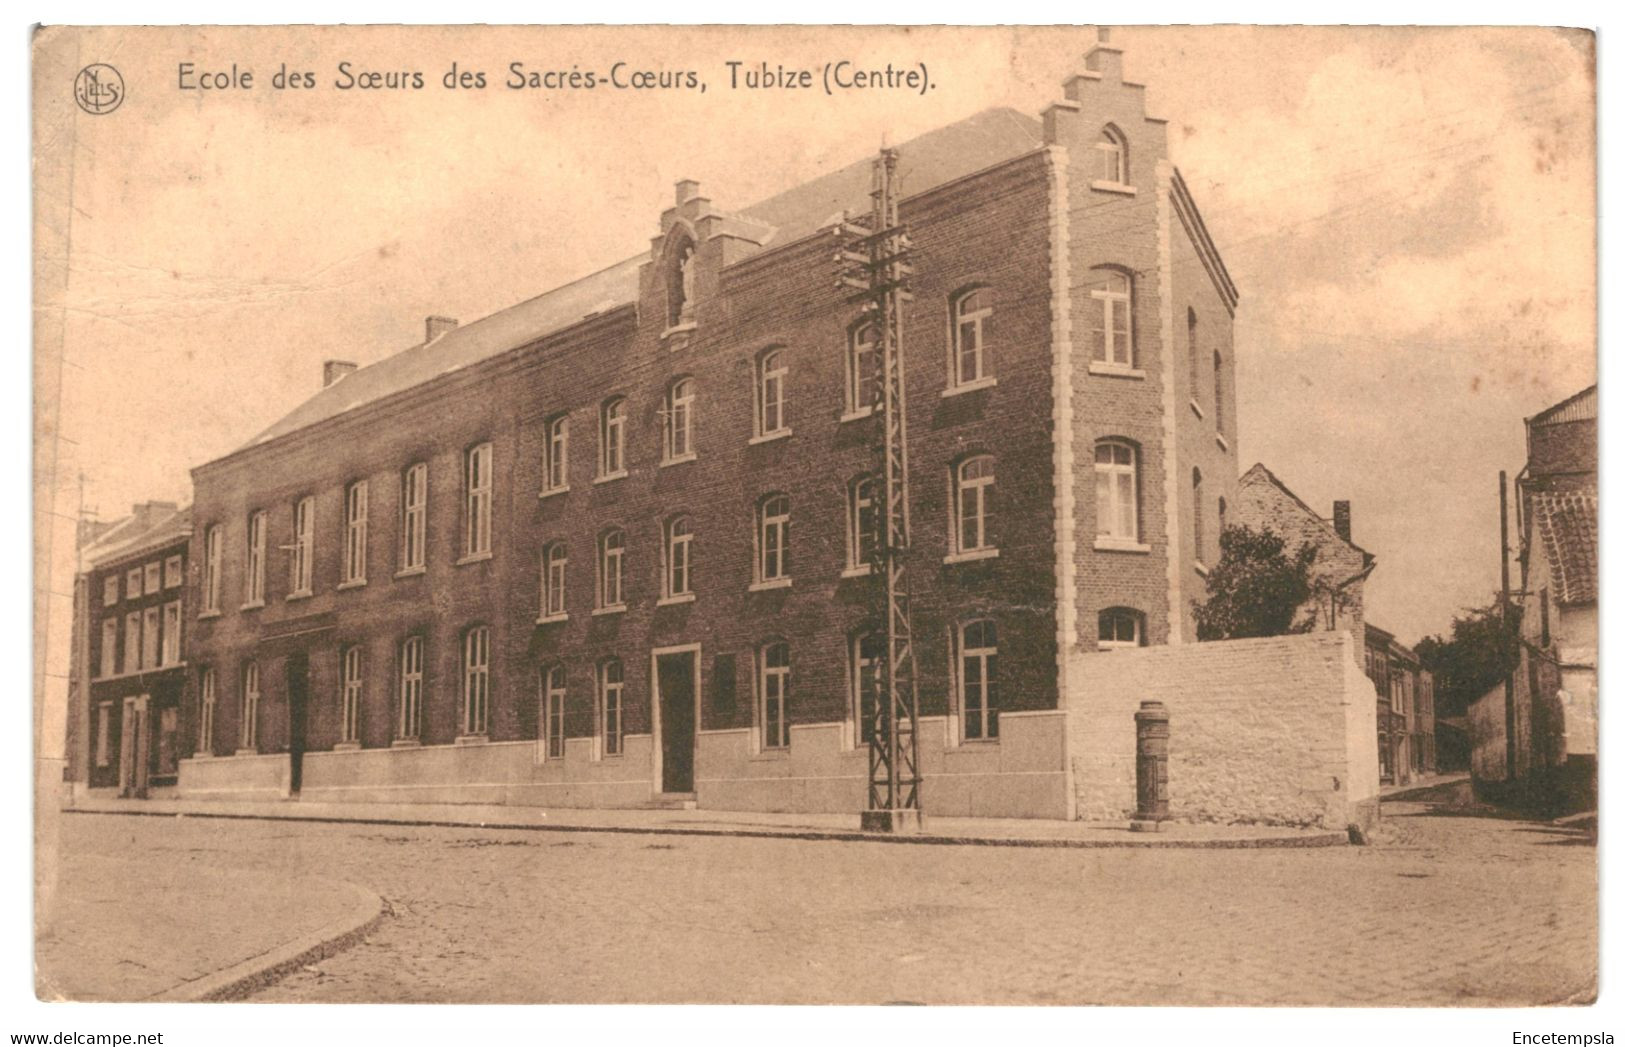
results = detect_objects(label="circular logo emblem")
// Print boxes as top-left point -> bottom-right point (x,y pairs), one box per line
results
74,64 -> 124,115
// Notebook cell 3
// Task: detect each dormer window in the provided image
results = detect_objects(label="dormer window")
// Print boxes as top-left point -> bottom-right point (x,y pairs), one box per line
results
1096,126 -> 1127,185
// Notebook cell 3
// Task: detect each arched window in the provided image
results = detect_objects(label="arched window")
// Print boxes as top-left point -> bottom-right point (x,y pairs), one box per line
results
598,397 -> 626,478
339,645 -> 363,744
397,636 -> 423,741
597,528 -> 625,609
540,541 -> 567,619
756,347 -> 788,437
847,475 -> 880,571
1192,468 -> 1206,566
851,631 -> 882,744
240,661 -> 260,750
958,619 -> 998,741
1090,270 -> 1134,367
1094,440 -> 1139,541
846,322 -> 879,416
664,515 -> 692,599
667,235 -> 696,328
663,377 -> 695,462
1096,125 -> 1128,185
756,494 -> 790,584
542,414 -> 569,494
462,625 -> 490,737
463,444 -> 491,558
1098,607 -> 1146,650
1213,350 -> 1225,432
1187,308 -> 1200,406
541,664 -> 566,760
954,455 -> 996,554
399,465 -> 426,570
760,640 -> 791,750
951,287 -> 992,387
599,658 -> 624,757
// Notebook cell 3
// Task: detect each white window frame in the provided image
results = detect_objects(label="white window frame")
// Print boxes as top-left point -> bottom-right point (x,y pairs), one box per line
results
203,525 -> 222,613
851,631 -> 882,745
462,626 -> 490,736
760,641 -> 790,750
1187,308 -> 1201,407
161,601 -> 181,666
99,618 -> 117,678
599,659 -> 624,758
847,475 -> 880,572
543,664 -> 566,760
142,606 -> 160,669
1096,126 -> 1127,184
1094,440 -> 1139,542
1213,350 -> 1226,432
664,516 -> 692,599
756,348 -> 788,438
951,288 -> 991,388
1090,271 -> 1134,368
542,416 -> 569,493
245,510 -> 267,605
954,456 -> 996,555
397,636 -> 423,740
344,481 -> 369,585
127,567 -> 143,601
541,542 -> 568,619
164,555 -> 183,589
144,561 -> 161,594
464,443 -> 492,558
122,612 -> 140,675
340,645 -> 363,744
240,662 -> 260,750
663,378 -> 695,462
846,323 -> 878,417
102,575 -> 118,606
198,668 -> 216,753
598,398 -> 626,479
401,463 -> 427,572
597,529 -> 625,610
757,494 -> 790,584
1098,608 -> 1145,650
958,619 -> 998,742
290,497 -> 315,596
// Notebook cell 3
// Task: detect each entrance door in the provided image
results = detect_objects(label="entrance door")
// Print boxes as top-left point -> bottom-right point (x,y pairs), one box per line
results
286,652 -> 310,796
657,652 -> 696,793
118,695 -> 149,798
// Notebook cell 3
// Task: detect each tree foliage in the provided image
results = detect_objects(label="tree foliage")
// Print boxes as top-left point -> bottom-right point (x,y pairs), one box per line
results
1193,525 -> 1321,641
1414,602 -> 1522,719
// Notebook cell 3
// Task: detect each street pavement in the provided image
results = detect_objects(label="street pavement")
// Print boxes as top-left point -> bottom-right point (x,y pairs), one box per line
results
44,793 -> 1596,1006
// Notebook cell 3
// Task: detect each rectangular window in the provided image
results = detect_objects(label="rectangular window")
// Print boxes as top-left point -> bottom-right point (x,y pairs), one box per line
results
198,668 -> 216,754
344,481 -> 369,584
757,496 -> 790,583
164,555 -> 183,589
600,660 -> 623,757
102,575 -> 118,606
202,525 -> 222,613
465,443 -> 492,557
401,464 -> 427,571
852,632 -> 882,744
542,543 -> 567,618
598,531 -> 624,609
760,641 -> 790,750
341,646 -> 363,744
290,497 -> 314,595
1213,352 -> 1226,432
543,417 -> 569,493
241,662 -> 260,750
398,636 -> 423,740
161,602 -> 181,666
462,626 -> 489,736
544,666 -> 566,760
99,618 -> 118,678
95,702 -> 112,768
245,511 -> 266,605
960,620 -> 999,741
127,567 -> 143,601
123,612 -> 141,674
599,401 -> 625,477
144,562 -> 161,594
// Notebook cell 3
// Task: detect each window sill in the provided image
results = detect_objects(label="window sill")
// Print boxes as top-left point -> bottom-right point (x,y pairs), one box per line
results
233,748 -> 259,758
752,748 -> 790,761
1094,537 -> 1152,554
593,470 -> 629,486
656,593 -> 696,607
198,609 -> 222,620
660,453 -> 698,468
748,429 -> 793,446
1088,362 -> 1146,380
1215,433 -> 1230,453
394,565 -> 426,579
337,579 -> 366,591
944,547 -> 1000,564
456,551 -> 493,567
661,320 -> 698,341
239,600 -> 265,612
1090,179 -> 1137,196
591,604 -> 628,618
840,564 -> 873,579
1188,399 -> 1205,420
749,578 -> 792,593
1098,642 -> 1142,652
840,406 -> 874,423
390,738 -> 422,748
539,485 -> 570,501
1195,561 -> 1210,578
956,737 -> 1001,748
333,741 -> 362,751
286,590 -> 313,602
941,377 -> 997,398
454,734 -> 489,747
536,612 -> 569,625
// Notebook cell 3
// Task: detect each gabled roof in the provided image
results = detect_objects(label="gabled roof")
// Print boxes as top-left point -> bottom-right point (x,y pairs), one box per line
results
1238,462 -> 1374,566
237,108 -> 1045,457
84,505 -> 192,570
1527,384 -> 1596,427
1531,489 -> 1598,605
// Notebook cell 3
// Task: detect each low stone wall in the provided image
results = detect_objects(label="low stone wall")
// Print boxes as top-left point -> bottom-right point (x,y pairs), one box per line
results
1067,631 -> 1378,828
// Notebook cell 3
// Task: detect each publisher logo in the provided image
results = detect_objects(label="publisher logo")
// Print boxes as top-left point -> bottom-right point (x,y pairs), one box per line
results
74,64 -> 124,115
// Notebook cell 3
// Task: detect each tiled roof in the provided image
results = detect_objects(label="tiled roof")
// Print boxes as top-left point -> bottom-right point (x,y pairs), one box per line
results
1528,385 -> 1596,426
1532,489 -> 1598,605
238,107 -> 1044,455
1237,462 -> 1374,565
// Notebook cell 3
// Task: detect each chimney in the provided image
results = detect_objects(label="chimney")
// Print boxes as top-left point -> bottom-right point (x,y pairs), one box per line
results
323,360 -> 358,387
1332,501 -> 1352,544
129,500 -> 179,533
675,179 -> 701,206
426,315 -> 459,342
1084,26 -> 1124,81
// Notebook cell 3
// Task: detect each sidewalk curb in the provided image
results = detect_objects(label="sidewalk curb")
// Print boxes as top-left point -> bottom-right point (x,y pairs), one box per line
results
67,806 -> 1347,851
146,878 -> 385,1002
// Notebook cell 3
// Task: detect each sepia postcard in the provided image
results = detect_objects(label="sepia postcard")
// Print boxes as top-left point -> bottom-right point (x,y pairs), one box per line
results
29,23 -> 1598,1018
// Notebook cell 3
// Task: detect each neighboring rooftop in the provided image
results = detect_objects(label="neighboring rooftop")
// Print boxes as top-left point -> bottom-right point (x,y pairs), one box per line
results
82,503 -> 192,570
239,107 -> 1046,455
1527,384 -> 1596,427
1238,462 -> 1375,567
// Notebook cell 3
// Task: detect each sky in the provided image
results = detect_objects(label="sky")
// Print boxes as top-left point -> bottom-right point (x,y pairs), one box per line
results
39,24 -> 1596,647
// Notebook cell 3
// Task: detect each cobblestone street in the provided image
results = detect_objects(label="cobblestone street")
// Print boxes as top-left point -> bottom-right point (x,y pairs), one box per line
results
50,796 -> 1595,1006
